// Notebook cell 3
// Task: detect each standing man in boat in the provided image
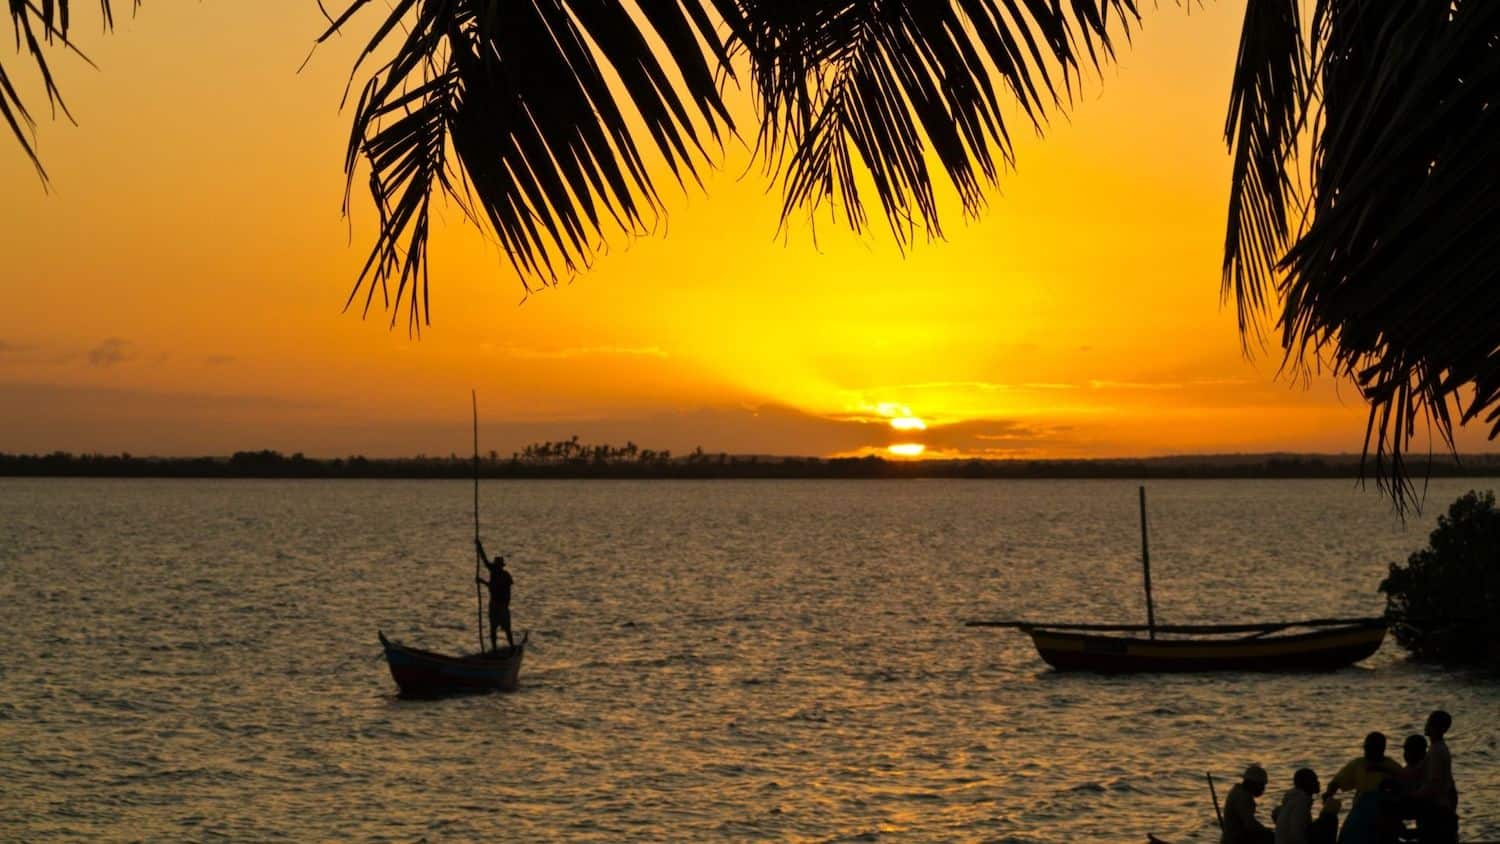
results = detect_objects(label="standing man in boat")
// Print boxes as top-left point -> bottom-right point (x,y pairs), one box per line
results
475,539 -> 514,651
1223,764 -> 1274,844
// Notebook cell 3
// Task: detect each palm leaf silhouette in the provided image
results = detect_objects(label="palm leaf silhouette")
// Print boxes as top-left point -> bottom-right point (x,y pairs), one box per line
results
1223,0 -> 1500,508
321,0 -> 735,332
726,0 -> 1137,244
322,0 -> 1135,327
2,1 -> 133,184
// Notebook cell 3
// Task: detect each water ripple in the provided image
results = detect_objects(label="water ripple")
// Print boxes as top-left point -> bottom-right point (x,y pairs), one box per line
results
0,478 -> 1496,841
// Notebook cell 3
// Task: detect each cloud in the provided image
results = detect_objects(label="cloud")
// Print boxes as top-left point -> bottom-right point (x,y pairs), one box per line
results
846,380 -> 1082,397
87,338 -> 134,368
205,354 -> 236,366
0,341 -> 75,366
856,380 -> 1015,393
483,404 -> 1072,460
921,417 -> 1075,455
1088,379 -> 1183,391
499,345 -> 669,361
1087,377 -> 1253,391
0,381 -> 329,455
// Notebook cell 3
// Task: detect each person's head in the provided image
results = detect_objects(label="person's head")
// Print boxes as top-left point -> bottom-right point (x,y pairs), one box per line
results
1243,764 -> 1268,796
1363,732 -> 1386,763
1403,734 -> 1428,767
1425,710 -> 1452,739
1293,768 -> 1320,796
496,555 -> 506,569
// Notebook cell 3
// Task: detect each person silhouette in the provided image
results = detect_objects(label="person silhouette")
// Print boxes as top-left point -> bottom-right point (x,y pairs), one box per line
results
1325,732 -> 1401,844
1418,710 -> 1458,843
1273,768 -> 1340,844
1223,764 -> 1274,843
474,539 -> 514,651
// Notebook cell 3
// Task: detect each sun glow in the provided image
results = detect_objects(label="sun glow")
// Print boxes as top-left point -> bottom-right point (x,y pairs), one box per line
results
2,2 -> 1430,462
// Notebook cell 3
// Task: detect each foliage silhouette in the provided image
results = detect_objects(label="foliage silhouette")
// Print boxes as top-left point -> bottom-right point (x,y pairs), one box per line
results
6,449 -> 1500,481
1,1 -> 134,183
1222,0 -> 1500,510
1381,490 -> 1500,666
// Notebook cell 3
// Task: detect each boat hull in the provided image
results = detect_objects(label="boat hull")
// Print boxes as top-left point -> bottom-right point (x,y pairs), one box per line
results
1028,623 -> 1385,673
379,631 -> 526,697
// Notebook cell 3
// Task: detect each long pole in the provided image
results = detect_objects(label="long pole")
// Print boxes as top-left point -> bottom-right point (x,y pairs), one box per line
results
1207,772 -> 1223,830
1140,485 -> 1156,640
473,390 -> 484,654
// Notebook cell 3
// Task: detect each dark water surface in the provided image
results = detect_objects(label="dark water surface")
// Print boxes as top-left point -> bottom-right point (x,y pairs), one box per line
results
2,478 -> 1496,841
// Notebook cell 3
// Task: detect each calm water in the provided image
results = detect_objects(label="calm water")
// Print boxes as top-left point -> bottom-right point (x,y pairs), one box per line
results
1,478 -> 1496,841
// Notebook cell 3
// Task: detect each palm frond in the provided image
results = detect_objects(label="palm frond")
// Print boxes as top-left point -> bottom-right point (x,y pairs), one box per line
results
326,0 -> 1137,322
1220,0 -> 1305,343
2,1 -> 132,184
325,0 -> 735,332
1225,0 -> 1500,510
725,0 -> 1138,245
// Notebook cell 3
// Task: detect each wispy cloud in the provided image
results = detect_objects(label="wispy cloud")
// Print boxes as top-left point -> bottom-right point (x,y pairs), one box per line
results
498,345 -> 669,361
87,338 -> 134,368
0,341 -> 75,366
1088,379 -> 1183,390
849,379 -> 1081,394
1087,377 -> 1252,391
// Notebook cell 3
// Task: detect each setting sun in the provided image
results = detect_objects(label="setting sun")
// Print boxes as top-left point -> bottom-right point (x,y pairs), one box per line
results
5,3 -> 1497,462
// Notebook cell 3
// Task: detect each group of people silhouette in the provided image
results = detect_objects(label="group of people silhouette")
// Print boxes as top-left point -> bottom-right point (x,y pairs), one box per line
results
1221,711 -> 1459,844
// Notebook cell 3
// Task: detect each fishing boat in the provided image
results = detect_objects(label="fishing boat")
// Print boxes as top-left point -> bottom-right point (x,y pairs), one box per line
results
967,487 -> 1387,672
379,630 -> 528,698
376,391 -> 532,697
990,617 -> 1385,672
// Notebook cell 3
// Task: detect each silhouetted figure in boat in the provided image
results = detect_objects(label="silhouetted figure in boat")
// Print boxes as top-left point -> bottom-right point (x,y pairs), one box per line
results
1273,768 -> 1340,844
1324,732 -> 1401,844
475,539 -> 513,651
1223,764 -> 1274,844
1416,711 -> 1458,843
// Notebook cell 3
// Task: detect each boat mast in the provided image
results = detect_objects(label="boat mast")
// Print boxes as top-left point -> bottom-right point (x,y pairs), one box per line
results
473,390 -> 484,654
1140,485 -> 1157,640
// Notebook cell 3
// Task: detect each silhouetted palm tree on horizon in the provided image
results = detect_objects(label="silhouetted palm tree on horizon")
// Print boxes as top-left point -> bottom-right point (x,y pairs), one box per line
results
7,1 -> 1497,507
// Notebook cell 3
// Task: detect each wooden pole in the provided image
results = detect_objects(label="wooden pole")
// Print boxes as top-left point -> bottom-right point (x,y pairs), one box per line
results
1207,772 -> 1223,830
473,390 -> 484,654
1140,485 -> 1156,640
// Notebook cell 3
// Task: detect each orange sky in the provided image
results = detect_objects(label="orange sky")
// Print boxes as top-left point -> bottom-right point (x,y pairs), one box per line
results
2,3 -> 1494,459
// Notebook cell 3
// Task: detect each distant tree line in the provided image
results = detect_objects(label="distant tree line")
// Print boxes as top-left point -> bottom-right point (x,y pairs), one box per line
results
4,445 -> 1500,481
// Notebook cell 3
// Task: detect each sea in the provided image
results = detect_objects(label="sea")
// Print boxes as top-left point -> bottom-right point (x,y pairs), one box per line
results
1,477 -> 1496,841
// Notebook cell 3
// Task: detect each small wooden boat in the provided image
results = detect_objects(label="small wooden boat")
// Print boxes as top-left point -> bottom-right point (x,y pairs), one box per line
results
379,630 -> 528,698
967,487 -> 1388,672
991,617 -> 1386,672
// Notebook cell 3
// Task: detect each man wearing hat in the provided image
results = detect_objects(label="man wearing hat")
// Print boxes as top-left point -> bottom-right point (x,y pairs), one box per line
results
1223,764 -> 1274,844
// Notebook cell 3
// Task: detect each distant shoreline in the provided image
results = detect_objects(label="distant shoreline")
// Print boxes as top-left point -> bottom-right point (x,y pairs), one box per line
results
4,451 -> 1500,481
